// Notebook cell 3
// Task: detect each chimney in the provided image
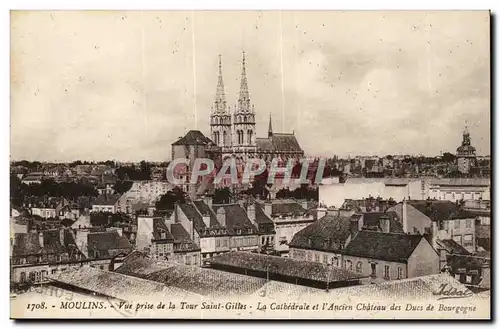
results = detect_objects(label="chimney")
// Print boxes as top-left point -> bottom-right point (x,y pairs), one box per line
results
38,232 -> 44,248
317,207 -> 327,220
402,200 -> 408,233
247,202 -> 256,225
264,201 -> 272,218
203,195 -> 213,210
217,207 -> 226,227
75,229 -> 89,257
431,220 -> 438,249
164,216 -> 174,232
350,214 -> 364,238
202,215 -> 211,228
379,216 -> 390,233
59,229 -> 65,245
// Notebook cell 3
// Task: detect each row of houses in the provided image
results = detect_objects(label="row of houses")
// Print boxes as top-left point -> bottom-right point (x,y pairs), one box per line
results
287,199 -> 490,287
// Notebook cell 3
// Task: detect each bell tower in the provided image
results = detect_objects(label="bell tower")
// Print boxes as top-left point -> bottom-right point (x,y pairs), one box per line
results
210,55 -> 232,152
232,51 -> 256,156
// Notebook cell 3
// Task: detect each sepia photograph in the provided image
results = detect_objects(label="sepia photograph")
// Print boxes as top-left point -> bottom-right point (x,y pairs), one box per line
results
9,9 -> 491,320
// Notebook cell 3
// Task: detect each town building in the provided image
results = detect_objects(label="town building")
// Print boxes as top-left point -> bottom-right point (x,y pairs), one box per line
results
170,196 -> 273,260
428,178 -> 490,202
91,194 -> 121,213
339,231 -> 439,283
257,199 -> 316,254
388,200 -> 477,253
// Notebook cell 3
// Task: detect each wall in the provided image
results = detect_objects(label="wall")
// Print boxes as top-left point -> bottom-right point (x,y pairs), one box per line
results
319,178 -> 426,208
135,216 -> 154,253
274,220 -> 314,252
407,239 -> 440,278
341,254 -> 407,283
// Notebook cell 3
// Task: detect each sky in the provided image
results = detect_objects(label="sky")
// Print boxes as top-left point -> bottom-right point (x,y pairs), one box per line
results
10,10 -> 490,162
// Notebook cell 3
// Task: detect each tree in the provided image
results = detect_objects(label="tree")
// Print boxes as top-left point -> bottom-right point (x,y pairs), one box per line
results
156,187 -> 186,210
114,180 -> 133,194
442,152 -> 456,163
213,187 -> 232,204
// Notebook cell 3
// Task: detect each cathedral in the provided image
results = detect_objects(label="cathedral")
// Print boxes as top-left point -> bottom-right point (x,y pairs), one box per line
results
209,52 -> 304,162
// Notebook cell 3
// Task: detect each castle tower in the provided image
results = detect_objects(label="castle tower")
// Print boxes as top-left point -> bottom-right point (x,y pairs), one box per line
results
232,51 -> 256,153
210,55 -> 232,150
268,113 -> 273,138
456,126 -> 477,174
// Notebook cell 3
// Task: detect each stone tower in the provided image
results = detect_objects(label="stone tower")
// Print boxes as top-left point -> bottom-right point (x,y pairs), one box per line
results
210,55 -> 232,152
232,51 -> 257,156
456,126 -> 477,174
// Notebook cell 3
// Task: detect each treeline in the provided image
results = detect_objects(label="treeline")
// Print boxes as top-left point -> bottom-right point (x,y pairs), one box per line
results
10,175 -> 98,207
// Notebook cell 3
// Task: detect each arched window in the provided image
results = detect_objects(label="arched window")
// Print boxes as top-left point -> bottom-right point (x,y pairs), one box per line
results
222,131 -> 227,146
244,116 -> 247,123
247,130 -> 252,144
356,261 -> 363,273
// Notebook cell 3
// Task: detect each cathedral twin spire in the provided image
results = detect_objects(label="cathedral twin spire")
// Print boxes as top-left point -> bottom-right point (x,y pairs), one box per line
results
212,52 -> 253,115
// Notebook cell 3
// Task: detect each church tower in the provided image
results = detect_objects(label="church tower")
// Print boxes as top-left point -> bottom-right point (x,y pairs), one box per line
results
210,55 -> 232,152
232,51 -> 256,156
456,126 -> 477,174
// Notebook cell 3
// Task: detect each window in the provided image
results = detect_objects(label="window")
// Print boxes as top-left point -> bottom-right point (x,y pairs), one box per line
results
356,261 -> 363,273
315,254 -> 320,262
384,265 -> 390,279
323,254 -> 328,264
397,267 -> 403,280
335,257 -> 339,267
307,252 -> 312,261
216,239 -> 221,248
454,220 -> 460,229
466,219 -> 472,228
371,263 -> 377,277
20,272 -> 26,282
466,275 -> 472,284
463,234 -> 474,247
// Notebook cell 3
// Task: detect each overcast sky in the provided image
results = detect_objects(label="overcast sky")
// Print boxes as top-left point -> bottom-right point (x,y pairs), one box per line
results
11,10 -> 490,162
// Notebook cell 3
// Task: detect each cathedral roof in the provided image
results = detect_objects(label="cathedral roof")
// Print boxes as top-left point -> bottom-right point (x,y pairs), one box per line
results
172,130 -> 214,146
256,133 -> 303,153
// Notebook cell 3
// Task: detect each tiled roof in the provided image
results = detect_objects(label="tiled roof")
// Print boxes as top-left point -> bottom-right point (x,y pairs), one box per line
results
360,212 -> 404,233
48,266 -> 198,302
170,223 -> 200,252
193,201 -> 221,227
289,214 -> 351,252
208,252 -> 365,283
92,194 -> 120,206
256,133 -> 303,153
115,255 -> 266,297
271,200 -> 307,216
152,218 -> 174,241
87,231 -> 132,257
171,130 -> 213,146
408,200 -> 475,221
340,231 -> 424,263
438,239 -> 470,255
429,178 -> 490,187
178,203 -> 206,232
212,204 -> 258,235
12,233 -> 40,257
254,205 -> 276,235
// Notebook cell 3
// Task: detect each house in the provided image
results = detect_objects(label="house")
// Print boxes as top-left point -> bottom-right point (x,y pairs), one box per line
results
91,194 -> 121,213
289,210 -> 403,265
289,214 -> 351,265
21,173 -> 44,185
171,196 -> 269,260
29,197 -> 70,219
257,199 -> 316,254
388,199 -> 477,253
446,254 -> 491,290
339,231 -> 439,283
87,230 -> 132,259
169,223 -> 201,266
10,229 -> 85,284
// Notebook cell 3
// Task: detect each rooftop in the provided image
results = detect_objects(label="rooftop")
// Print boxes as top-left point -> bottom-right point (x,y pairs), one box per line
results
340,231 -> 425,263
208,251 -> 366,283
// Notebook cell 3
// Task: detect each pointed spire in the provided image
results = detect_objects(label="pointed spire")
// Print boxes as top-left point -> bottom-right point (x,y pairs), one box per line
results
214,54 -> 227,113
268,113 -> 273,138
237,51 -> 251,113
